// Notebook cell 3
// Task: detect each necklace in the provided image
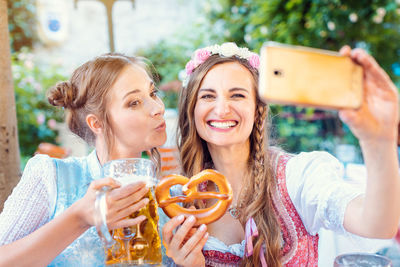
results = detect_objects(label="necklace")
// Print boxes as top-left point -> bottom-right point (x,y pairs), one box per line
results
206,161 -> 250,220
227,206 -> 240,219
213,182 -> 243,219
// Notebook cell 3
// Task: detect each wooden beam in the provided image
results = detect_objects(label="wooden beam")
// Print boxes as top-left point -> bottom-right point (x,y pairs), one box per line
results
0,0 -> 21,211
74,0 -> 136,52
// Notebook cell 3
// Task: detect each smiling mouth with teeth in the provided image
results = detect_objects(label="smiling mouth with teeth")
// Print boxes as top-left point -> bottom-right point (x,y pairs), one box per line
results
208,121 -> 238,129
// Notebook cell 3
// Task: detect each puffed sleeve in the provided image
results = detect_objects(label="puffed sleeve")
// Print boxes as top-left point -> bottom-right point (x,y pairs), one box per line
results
0,154 -> 57,245
285,151 -> 364,235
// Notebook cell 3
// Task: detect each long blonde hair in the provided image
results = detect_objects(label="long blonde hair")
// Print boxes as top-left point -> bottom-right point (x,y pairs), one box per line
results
47,53 -> 160,169
177,55 -> 282,266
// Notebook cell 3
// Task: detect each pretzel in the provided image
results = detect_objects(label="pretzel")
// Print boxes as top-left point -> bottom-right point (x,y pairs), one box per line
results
155,169 -> 233,226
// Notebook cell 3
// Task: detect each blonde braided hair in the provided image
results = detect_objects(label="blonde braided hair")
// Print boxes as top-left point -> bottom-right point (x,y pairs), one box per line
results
241,101 -> 282,267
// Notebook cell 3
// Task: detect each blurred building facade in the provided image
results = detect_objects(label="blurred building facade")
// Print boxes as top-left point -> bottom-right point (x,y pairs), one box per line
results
34,0 -> 197,156
35,0 -> 197,72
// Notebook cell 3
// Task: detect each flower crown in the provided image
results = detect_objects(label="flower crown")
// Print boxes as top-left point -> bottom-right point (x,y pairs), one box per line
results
183,42 -> 260,86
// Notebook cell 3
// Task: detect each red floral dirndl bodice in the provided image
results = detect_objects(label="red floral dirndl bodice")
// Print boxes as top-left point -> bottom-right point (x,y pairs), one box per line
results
203,153 -> 319,266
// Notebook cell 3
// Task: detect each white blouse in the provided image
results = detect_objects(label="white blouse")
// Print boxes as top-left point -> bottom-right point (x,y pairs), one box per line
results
203,151 -> 364,256
285,151 -> 364,235
0,155 -> 56,245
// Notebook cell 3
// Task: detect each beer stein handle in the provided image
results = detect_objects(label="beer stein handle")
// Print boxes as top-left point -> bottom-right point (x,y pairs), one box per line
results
94,186 -> 115,247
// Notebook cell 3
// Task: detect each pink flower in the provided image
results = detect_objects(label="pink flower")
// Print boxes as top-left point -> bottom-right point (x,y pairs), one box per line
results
36,113 -> 45,125
248,53 -> 260,69
185,60 -> 195,75
194,49 -> 211,65
47,119 -> 57,130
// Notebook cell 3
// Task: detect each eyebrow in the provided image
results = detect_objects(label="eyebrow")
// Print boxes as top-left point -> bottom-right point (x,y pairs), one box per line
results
229,87 -> 249,93
122,81 -> 154,99
198,87 -> 250,93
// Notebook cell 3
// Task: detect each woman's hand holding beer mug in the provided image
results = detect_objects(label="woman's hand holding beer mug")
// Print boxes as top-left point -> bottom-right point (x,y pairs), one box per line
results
74,177 -> 149,230
93,158 -> 163,265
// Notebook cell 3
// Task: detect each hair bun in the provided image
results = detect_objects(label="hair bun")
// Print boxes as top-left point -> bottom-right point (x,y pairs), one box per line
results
48,81 -> 79,109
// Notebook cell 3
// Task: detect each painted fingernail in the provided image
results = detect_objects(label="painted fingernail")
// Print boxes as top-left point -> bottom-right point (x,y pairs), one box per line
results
199,224 -> 206,231
187,215 -> 195,222
177,215 -> 184,221
204,232 -> 209,239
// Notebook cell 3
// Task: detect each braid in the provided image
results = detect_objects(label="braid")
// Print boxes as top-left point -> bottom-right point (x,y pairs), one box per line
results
253,103 -> 267,191
241,102 -> 282,267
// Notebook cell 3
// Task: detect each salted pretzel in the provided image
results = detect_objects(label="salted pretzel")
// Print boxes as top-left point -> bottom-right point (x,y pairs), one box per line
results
155,169 -> 233,226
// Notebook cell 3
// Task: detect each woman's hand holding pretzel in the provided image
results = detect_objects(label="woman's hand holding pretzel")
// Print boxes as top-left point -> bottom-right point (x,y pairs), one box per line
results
157,169 -> 232,266
162,215 -> 208,267
156,169 -> 233,226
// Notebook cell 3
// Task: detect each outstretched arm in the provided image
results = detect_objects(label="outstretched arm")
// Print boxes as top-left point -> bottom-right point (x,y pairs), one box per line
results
340,46 -> 400,238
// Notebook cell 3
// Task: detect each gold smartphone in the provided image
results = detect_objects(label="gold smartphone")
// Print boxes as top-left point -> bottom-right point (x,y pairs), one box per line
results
258,42 -> 363,109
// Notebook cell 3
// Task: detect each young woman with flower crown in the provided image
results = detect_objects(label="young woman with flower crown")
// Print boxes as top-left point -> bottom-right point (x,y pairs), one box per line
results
161,42 -> 400,266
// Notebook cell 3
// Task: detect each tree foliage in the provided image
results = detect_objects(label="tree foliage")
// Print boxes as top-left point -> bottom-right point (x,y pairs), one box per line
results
7,0 -> 36,52
12,49 -> 65,165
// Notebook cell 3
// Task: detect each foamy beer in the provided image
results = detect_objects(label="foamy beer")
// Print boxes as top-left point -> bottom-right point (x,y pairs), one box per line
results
95,158 -> 162,266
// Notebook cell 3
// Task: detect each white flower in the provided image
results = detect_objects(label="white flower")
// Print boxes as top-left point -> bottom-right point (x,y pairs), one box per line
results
260,26 -> 269,35
327,21 -> 336,31
24,76 -> 35,84
13,72 -> 21,79
208,44 -> 221,54
349,13 -> 358,23
377,7 -> 386,17
244,34 -> 252,44
231,6 -> 239,14
24,60 -> 34,70
17,53 -> 26,61
373,15 -> 383,24
239,47 -> 251,58
178,69 -> 186,81
219,42 -> 238,57
34,82 -> 42,93
224,29 -> 231,37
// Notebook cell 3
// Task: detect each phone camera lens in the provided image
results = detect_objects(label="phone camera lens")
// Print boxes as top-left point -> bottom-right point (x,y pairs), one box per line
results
273,69 -> 283,76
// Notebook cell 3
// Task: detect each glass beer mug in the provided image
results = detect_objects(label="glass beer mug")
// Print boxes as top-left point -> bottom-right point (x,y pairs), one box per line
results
334,253 -> 392,267
95,158 -> 162,266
